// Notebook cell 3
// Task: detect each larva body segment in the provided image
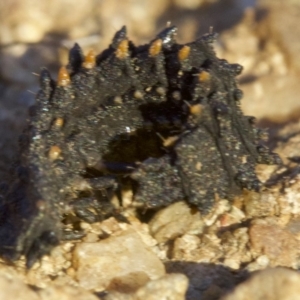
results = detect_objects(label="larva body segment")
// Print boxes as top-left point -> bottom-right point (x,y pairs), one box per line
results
0,26 -> 281,267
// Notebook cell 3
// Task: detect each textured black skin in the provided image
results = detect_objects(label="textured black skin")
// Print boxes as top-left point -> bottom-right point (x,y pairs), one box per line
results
0,26 -> 281,267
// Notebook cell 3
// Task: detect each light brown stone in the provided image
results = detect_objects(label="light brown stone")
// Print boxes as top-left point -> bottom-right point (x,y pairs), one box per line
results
0,269 -> 39,300
249,221 -> 299,267
148,201 -> 204,243
73,229 -> 165,291
104,273 -> 188,300
222,268 -> 300,300
134,273 -> 188,300
39,284 -> 98,300
107,272 -> 151,293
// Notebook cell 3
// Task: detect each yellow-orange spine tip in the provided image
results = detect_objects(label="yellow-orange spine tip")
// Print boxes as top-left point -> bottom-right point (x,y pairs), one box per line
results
163,136 -> 179,147
53,117 -> 64,128
82,49 -> 96,69
198,71 -> 210,82
48,145 -> 62,161
149,39 -> 162,57
178,45 -> 190,61
115,39 -> 129,59
190,104 -> 203,116
57,66 -> 70,87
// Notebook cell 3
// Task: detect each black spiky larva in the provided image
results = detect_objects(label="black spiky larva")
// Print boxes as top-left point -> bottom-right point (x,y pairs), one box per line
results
0,25 -> 281,267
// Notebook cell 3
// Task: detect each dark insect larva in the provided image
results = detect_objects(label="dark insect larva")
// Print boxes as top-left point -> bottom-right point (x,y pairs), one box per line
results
0,25 -> 281,268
